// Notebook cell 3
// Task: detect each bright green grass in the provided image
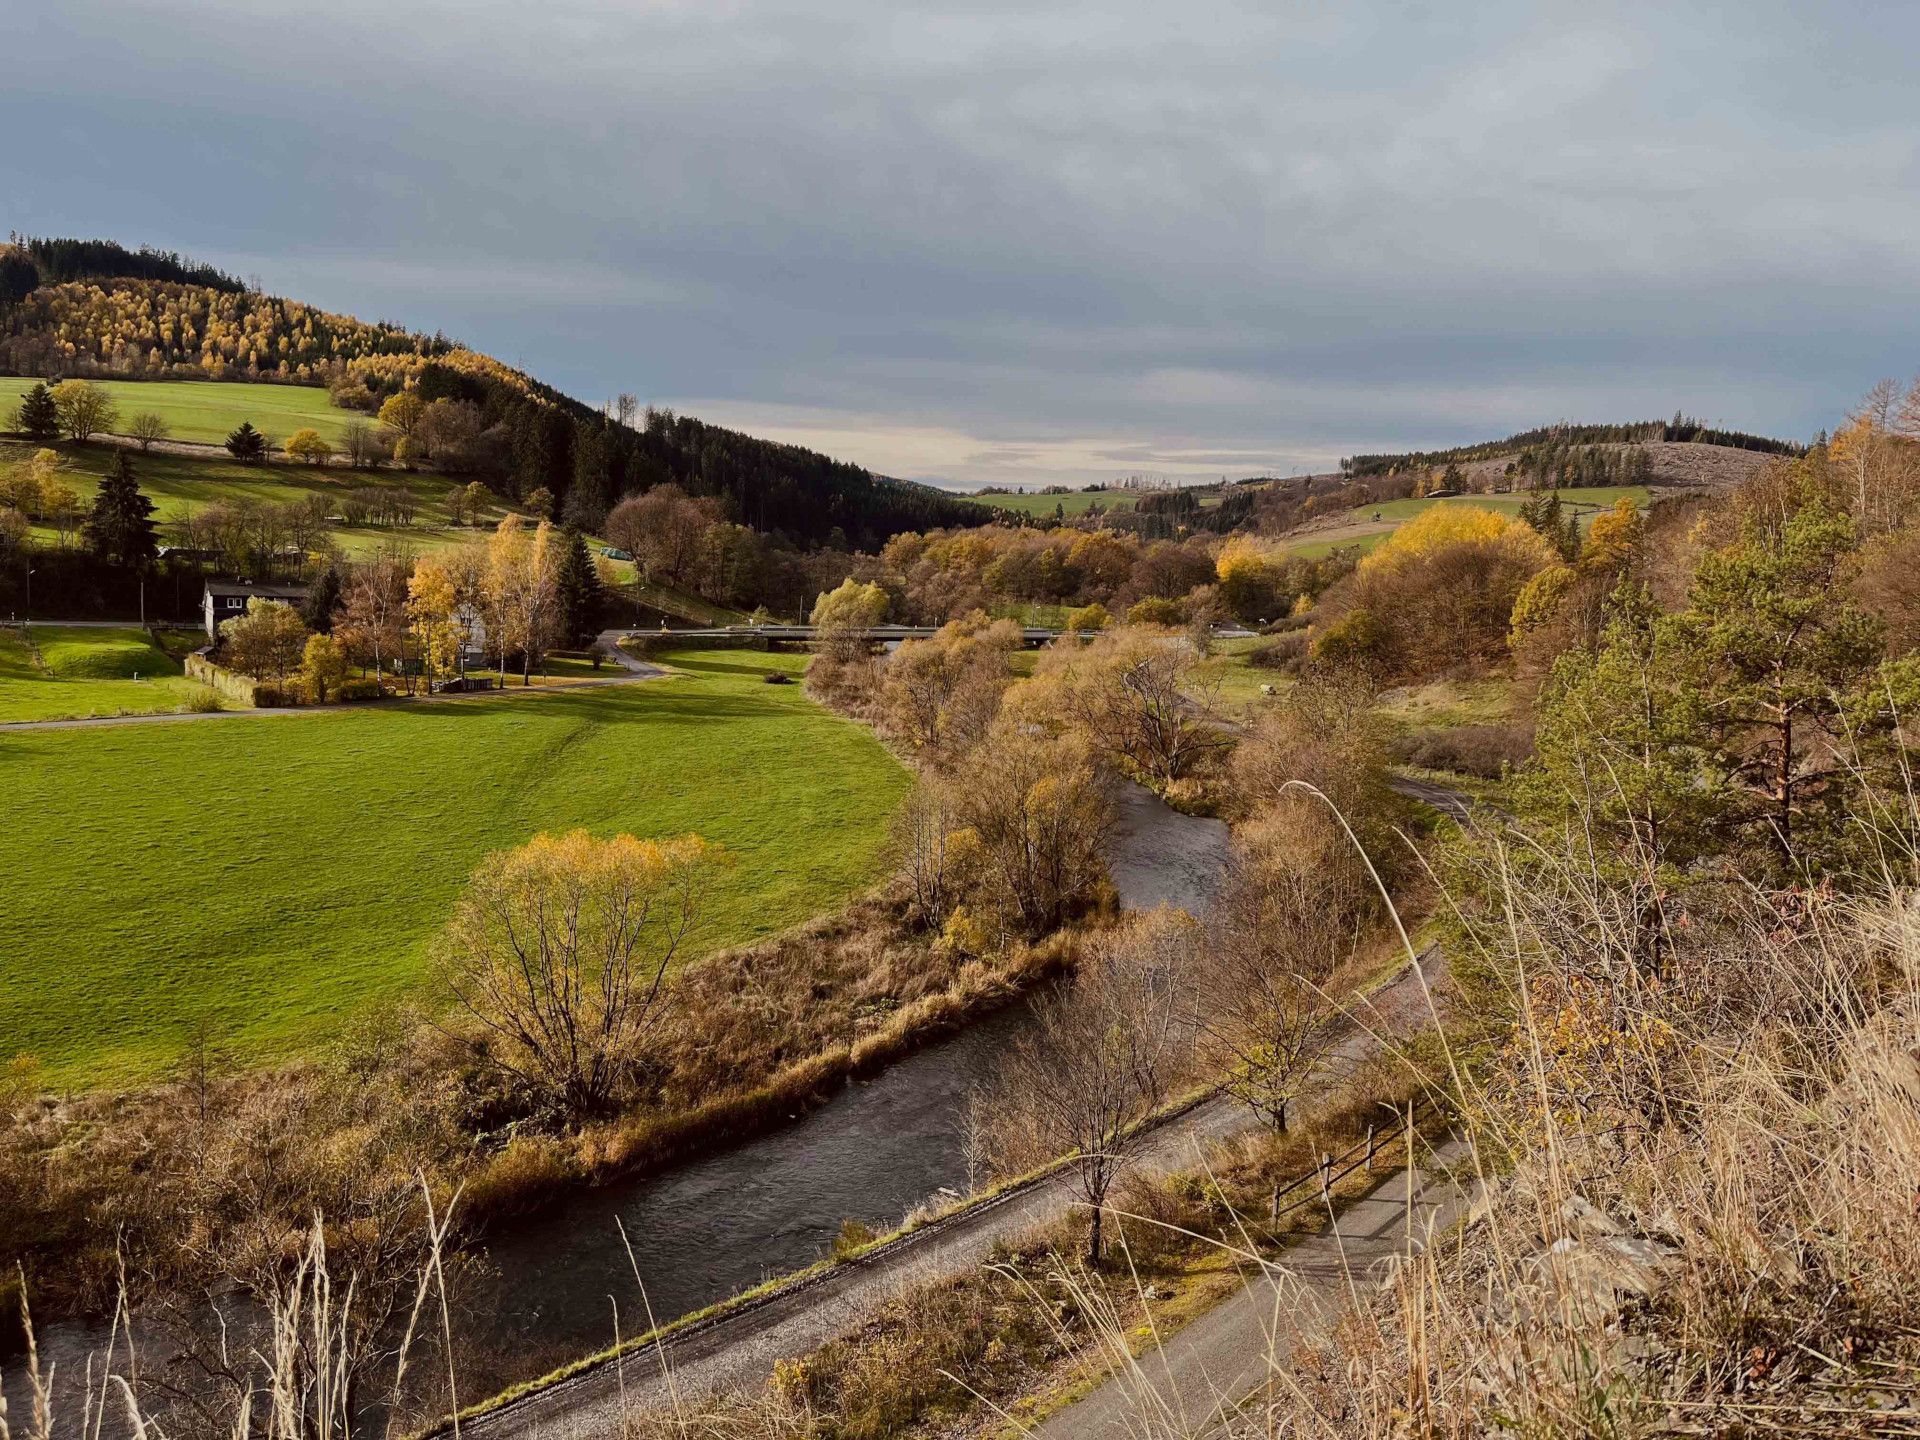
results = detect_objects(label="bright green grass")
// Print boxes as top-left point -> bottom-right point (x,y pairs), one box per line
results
0,377 -> 359,447
0,626 -> 222,723
959,489 -> 1139,518
0,649 -> 908,1088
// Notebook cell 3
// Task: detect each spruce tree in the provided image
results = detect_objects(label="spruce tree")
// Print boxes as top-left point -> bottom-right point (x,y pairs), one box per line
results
555,528 -> 606,647
225,420 -> 267,463
302,565 -> 343,633
15,381 -> 58,442
83,451 -> 159,569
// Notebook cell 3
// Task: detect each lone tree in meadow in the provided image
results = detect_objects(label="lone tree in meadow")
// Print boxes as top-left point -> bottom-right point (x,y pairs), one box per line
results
13,381 -> 59,442
127,412 -> 170,451
82,451 -> 158,569
220,598 -> 309,682
439,829 -> 728,1121
225,420 -> 268,463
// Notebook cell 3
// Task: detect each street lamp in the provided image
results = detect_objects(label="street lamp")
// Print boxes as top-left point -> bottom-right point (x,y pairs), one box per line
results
24,566 -> 33,622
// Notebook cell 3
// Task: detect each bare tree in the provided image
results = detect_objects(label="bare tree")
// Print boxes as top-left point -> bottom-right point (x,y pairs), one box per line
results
1025,629 -> 1228,786
128,411 -> 170,451
949,728 -> 1111,937
992,912 -> 1191,1260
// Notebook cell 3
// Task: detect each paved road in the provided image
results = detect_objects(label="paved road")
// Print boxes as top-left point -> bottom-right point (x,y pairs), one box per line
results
1035,1141 -> 1474,1440
460,948 -> 1445,1439
0,631 -> 662,732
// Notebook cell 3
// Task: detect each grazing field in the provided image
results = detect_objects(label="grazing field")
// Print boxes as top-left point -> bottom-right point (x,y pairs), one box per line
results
0,625 -> 222,723
0,377 -> 359,447
958,489 -> 1139,518
0,649 -> 908,1087
3,440 -> 480,560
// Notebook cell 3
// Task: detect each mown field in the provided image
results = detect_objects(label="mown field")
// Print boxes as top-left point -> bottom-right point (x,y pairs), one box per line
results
0,377 -> 359,447
0,649 -> 908,1087
0,625 -> 222,722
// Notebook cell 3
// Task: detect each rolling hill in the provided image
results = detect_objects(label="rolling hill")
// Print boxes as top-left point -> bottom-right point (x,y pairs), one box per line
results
0,236 -> 981,548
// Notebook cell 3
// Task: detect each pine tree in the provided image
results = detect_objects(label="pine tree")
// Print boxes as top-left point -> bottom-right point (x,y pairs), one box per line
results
14,381 -> 58,442
225,420 -> 267,463
302,565 -> 343,633
83,451 -> 159,569
555,528 -> 606,647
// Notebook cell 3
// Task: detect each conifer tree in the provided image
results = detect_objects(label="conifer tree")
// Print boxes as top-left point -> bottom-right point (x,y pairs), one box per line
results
225,420 -> 267,463
14,381 -> 58,442
83,451 -> 158,569
555,528 -> 606,647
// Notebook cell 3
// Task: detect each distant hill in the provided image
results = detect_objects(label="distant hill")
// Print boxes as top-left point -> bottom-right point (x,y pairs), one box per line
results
0,236 -> 979,548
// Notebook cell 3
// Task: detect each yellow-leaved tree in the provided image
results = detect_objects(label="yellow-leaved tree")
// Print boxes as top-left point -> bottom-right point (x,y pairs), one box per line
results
439,829 -> 729,1120
407,558 -> 463,689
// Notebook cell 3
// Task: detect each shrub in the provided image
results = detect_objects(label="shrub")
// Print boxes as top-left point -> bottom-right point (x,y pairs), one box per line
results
1126,596 -> 1184,627
1391,722 -> 1532,777
1249,631 -> 1308,670
336,678 -> 383,702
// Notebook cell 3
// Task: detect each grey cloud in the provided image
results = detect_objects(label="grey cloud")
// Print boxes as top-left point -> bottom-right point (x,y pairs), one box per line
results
3,0 -> 1916,486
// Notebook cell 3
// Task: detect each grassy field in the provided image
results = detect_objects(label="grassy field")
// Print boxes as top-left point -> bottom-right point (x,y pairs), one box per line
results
1278,485 -> 1650,558
0,377 -> 359,447
4,439 -> 480,560
0,625 -> 223,723
958,489 -> 1139,518
0,649 -> 908,1087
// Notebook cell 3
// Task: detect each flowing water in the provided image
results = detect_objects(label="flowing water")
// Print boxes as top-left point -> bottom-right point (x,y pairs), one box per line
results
13,782 -> 1229,1420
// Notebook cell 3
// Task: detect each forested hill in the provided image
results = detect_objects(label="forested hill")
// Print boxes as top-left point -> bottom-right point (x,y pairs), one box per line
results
1340,417 -> 1803,477
0,237 -> 977,547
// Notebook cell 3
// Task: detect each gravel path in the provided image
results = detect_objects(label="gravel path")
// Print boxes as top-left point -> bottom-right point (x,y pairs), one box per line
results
461,947 -> 1446,1439
1034,1140 -> 1475,1440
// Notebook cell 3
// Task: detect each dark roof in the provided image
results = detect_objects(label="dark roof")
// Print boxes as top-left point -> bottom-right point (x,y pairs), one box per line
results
205,582 -> 310,599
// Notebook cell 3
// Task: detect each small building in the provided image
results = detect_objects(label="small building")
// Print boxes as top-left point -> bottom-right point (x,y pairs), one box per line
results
204,581 -> 310,639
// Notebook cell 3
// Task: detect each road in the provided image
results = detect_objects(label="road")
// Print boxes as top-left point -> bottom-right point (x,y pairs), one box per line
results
459,948 -> 1446,1439
1034,1141 -> 1475,1440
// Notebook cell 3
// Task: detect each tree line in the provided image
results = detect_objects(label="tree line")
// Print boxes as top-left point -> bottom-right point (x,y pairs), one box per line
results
1341,414 -> 1802,476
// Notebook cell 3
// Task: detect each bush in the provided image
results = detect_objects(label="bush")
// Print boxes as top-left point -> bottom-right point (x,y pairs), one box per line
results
252,682 -> 300,708
763,671 -> 793,685
336,678 -> 383,702
1391,722 -> 1532,778
1248,631 -> 1309,670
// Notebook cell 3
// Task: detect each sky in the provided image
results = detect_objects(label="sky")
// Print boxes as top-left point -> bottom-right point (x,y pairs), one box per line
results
5,0 -> 1918,490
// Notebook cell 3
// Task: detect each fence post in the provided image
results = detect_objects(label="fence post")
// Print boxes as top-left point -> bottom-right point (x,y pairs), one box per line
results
1365,1124 -> 1377,1172
1319,1151 -> 1332,1205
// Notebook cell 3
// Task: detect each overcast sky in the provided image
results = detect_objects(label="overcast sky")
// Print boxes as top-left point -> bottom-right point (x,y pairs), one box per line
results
6,1 -> 1917,489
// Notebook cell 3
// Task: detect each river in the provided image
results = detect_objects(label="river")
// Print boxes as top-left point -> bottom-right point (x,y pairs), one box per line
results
11,782 -> 1229,1424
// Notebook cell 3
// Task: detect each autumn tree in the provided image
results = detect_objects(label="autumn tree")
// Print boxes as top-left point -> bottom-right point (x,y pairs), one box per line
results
127,412 -> 170,451
1198,810 -> 1366,1131
284,428 -> 333,466
486,515 -> 560,683
879,613 -> 1019,760
221,598 -> 309,682
947,726 -> 1111,938
340,420 -> 388,470
301,632 -> 348,702
407,558 -> 465,689
605,483 -> 716,584
377,390 -> 424,440
439,829 -> 728,1121
992,912 -> 1188,1261
811,576 -> 889,662
82,451 -> 158,568
338,550 -> 411,682
1017,627 -> 1226,787
51,380 -> 116,442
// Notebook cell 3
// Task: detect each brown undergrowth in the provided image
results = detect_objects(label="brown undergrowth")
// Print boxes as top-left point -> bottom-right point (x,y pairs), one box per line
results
0,886 -> 1073,1343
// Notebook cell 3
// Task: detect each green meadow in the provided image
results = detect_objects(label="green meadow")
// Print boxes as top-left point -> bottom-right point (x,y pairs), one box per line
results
0,649 -> 908,1087
0,377 -> 359,447
0,625 -> 222,723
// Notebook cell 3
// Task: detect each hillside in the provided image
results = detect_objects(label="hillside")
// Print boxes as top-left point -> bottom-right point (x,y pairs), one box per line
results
0,237 -> 980,548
